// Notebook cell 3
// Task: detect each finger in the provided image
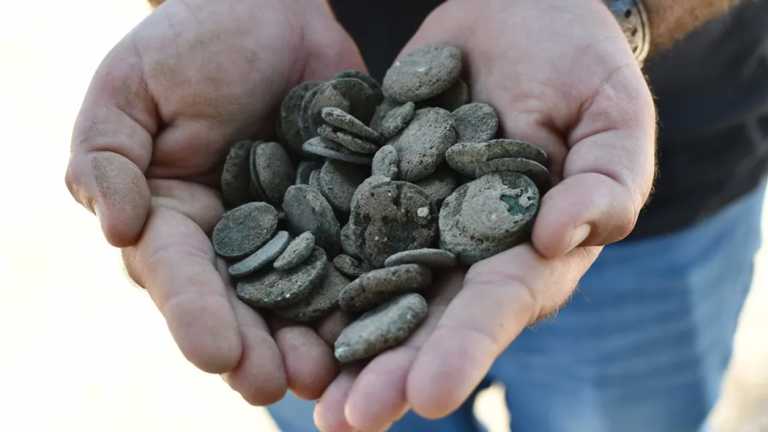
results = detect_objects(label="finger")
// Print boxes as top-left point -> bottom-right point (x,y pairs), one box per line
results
222,285 -> 287,405
406,246 -> 602,419
122,206 -> 242,373
271,318 -> 338,400
344,351 -> 412,430
147,179 -> 223,233
337,271 -> 464,431
534,64 -> 656,256
316,310 -> 350,345
315,367 -> 361,432
66,38 -> 158,247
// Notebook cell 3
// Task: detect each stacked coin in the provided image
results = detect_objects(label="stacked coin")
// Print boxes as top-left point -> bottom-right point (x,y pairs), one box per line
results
211,44 -> 551,363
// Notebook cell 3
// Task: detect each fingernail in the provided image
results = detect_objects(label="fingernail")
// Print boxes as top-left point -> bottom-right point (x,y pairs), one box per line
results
566,224 -> 591,253
220,373 -> 231,385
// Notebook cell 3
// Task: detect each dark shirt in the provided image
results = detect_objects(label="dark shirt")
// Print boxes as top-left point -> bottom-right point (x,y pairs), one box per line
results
329,0 -> 768,240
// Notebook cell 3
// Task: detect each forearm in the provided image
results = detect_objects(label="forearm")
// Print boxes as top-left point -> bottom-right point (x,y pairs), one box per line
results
644,0 -> 739,52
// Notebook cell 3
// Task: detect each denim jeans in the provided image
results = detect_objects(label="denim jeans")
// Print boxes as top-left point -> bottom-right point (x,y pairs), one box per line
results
268,183 -> 766,432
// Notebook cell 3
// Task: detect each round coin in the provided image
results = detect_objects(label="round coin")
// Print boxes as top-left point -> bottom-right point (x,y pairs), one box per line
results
332,254 -> 371,278
371,145 -> 399,179
303,136 -> 373,165
279,81 -> 322,153
439,173 -> 539,265
274,231 -> 316,271
379,101 -> 415,139
383,44 -> 463,102
346,180 -> 437,267
212,202 -> 279,259
318,160 -> 369,214
273,263 -> 350,323
339,264 -> 432,313
228,231 -> 290,278
388,107 -> 457,181
283,185 -> 341,256
254,141 -> 295,205
236,247 -> 327,308
453,102 -> 499,142
384,248 -> 457,268
321,107 -> 382,142
221,140 -> 255,208
414,166 -> 459,207
446,140 -> 550,175
335,293 -> 428,363
317,124 -> 379,155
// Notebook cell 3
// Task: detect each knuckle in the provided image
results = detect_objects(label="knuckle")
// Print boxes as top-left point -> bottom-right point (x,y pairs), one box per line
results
241,381 -> 286,406
614,199 -> 639,239
121,248 -> 147,289
464,264 -> 541,327
64,156 -> 93,211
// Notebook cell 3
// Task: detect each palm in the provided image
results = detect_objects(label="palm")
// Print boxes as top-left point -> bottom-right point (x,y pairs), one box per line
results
67,0 -> 366,405
314,1 -> 656,430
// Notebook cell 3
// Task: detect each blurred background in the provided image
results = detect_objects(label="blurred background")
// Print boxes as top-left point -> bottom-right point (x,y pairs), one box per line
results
0,1 -> 765,431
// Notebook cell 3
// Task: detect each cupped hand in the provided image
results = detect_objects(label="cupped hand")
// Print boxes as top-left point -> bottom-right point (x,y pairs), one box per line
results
65,0 -> 365,404
314,0 -> 656,430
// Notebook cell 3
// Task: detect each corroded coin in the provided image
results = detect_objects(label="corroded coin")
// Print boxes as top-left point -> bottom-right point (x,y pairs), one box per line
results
228,230 -> 290,278
333,254 -> 371,278
273,231 -> 316,271
334,69 -> 382,92
335,293 -> 428,363
388,107 -> 457,181
369,98 -> 399,133
310,78 -> 380,134
303,136 -> 373,165
378,101 -> 415,139
279,81 -> 322,154
344,180 -> 437,267
221,140 -> 255,207
321,107 -> 382,142
273,263 -> 350,323
453,103 -> 499,142
212,202 -> 279,259
298,83 -> 324,143
295,160 -> 322,185
339,264 -> 432,313
446,139 -> 549,175
475,157 -> 551,191
414,166 -> 459,207
283,185 -> 341,256
248,141 -> 269,201
236,247 -> 327,308
308,168 -> 322,191
384,248 -> 457,268
317,125 -> 379,155
340,176 -> 392,258
439,172 -> 539,265
383,44 -> 463,102
253,141 -> 295,205
371,145 -> 399,179
318,160 -> 369,214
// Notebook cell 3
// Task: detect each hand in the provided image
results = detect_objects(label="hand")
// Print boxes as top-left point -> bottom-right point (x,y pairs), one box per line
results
314,0 -> 656,430
65,0 -> 365,404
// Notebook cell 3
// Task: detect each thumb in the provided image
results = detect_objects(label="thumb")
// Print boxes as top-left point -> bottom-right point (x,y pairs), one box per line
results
299,3 -> 368,80
532,64 -> 656,257
65,40 -> 156,247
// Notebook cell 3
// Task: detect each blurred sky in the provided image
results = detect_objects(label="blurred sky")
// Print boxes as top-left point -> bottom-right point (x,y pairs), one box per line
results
0,1 -> 765,431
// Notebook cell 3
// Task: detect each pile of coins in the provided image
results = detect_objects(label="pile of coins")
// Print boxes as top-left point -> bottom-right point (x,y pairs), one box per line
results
211,45 -> 550,363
